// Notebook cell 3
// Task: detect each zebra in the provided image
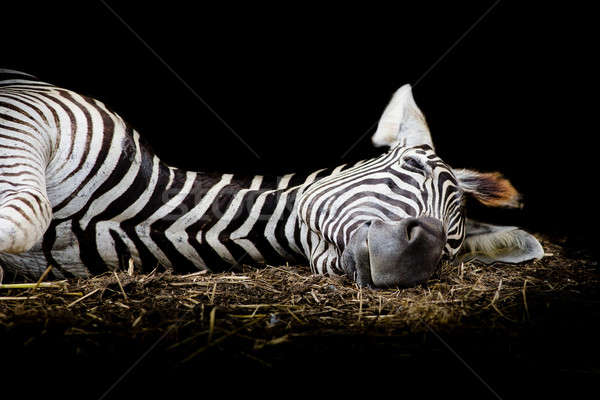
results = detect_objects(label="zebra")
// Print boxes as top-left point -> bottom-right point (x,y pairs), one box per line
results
0,69 -> 543,287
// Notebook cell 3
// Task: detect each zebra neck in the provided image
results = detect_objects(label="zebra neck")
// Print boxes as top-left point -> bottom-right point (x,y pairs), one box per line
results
138,160 -> 342,271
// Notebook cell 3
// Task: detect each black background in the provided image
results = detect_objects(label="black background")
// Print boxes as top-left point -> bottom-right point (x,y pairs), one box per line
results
2,2 -> 595,253
1,2 -> 598,397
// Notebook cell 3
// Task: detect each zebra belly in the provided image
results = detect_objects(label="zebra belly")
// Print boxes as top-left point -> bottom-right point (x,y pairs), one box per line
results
0,221 -> 90,279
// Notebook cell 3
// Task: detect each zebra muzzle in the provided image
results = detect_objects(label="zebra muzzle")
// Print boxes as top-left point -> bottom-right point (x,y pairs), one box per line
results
342,217 -> 446,288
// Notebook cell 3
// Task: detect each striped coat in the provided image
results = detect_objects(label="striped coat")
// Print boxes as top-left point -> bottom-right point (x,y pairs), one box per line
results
0,70 -> 544,286
0,70 -> 367,279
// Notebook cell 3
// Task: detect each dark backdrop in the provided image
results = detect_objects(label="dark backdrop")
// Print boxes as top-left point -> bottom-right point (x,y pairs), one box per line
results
2,1 -> 595,253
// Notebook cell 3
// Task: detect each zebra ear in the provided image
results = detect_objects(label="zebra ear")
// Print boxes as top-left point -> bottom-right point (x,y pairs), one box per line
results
455,169 -> 522,208
458,219 -> 544,265
371,84 -> 434,150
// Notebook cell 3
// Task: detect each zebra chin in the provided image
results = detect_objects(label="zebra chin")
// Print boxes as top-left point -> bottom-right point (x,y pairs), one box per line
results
341,217 -> 447,288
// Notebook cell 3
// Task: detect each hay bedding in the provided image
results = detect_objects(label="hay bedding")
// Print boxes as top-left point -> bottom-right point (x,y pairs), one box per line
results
1,236 -> 598,398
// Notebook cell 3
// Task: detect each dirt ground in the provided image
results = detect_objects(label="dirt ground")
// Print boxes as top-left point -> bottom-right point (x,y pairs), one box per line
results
1,235 -> 598,399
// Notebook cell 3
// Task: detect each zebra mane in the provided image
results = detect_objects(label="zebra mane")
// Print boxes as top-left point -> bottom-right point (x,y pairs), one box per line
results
0,69 -> 38,79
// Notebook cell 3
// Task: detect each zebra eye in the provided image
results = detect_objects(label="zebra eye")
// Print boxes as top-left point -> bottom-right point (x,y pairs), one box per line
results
403,156 -> 425,173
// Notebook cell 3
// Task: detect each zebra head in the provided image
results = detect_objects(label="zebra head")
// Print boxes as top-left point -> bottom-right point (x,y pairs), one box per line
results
298,85 -> 543,288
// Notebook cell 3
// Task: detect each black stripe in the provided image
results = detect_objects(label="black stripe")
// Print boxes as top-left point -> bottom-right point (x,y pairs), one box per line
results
109,229 -> 133,271
273,190 -> 306,260
52,93 -> 115,213
147,168 -> 200,272
54,90 -> 94,183
237,190 -> 286,265
41,221 -> 77,279
184,178 -> 249,272
119,158 -> 172,272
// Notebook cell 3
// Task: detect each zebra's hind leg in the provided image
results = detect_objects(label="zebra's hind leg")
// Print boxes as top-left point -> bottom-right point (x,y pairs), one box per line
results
0,151 -> 53,254
0,185 -> 53,254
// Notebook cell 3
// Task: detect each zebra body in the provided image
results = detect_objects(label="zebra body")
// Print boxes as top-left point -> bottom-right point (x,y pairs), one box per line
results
0,70 -> 544,286
0,70 -> 365,278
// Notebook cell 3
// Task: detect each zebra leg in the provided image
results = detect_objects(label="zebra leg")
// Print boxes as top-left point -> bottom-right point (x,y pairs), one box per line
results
0,157 -> 53,254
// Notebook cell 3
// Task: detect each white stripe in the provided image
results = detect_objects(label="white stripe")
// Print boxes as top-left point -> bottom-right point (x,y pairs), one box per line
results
94,222 -> 140,267
114,155 -> 160,221
48,91 -> 121,217
263,174 -> 295,257
205,175 -> 262,264
164,173 -> 234,268
80,133 -> 142,230
230,174 -> 295,261
134,170 -> 197,267
286,169 -> 327,255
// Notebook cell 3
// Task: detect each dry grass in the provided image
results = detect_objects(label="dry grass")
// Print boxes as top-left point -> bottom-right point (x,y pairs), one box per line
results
1,235 -> 597,366
1,234 -> 598,400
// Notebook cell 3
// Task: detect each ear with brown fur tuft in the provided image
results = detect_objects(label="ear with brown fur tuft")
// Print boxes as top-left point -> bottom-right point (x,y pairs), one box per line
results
454,169 -> 522,208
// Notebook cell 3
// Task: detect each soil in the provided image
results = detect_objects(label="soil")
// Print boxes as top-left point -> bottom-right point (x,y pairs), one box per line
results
1,235 -> 598,399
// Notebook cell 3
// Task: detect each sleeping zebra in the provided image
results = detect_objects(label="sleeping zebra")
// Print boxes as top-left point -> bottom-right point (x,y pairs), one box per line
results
0,69 -> 543,287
